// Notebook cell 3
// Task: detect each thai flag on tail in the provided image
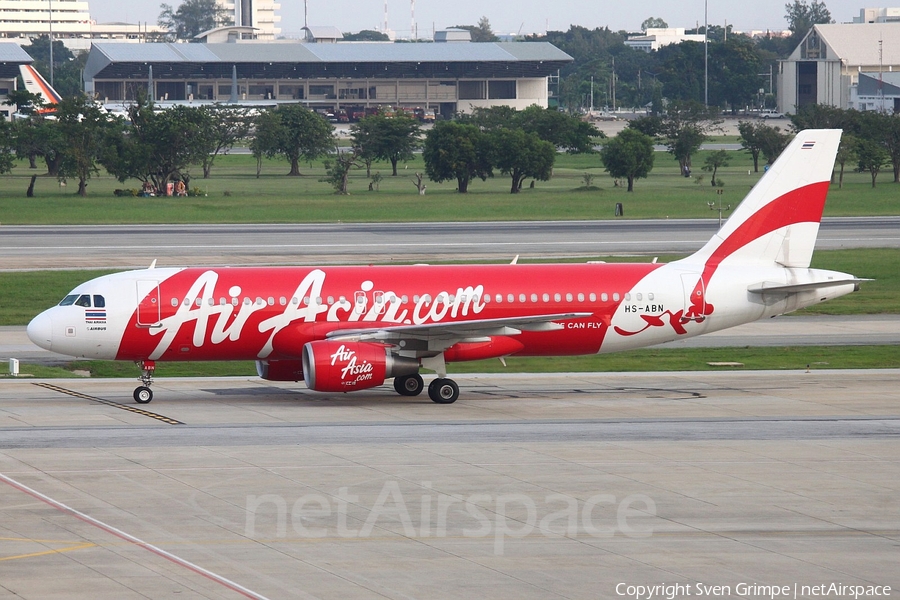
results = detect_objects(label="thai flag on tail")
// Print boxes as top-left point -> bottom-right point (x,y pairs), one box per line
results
802,141 -> 816,150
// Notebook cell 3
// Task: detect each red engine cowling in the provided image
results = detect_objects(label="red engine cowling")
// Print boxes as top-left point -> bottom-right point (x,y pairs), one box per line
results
302,340 -> 419,392
256,359 -> 304,381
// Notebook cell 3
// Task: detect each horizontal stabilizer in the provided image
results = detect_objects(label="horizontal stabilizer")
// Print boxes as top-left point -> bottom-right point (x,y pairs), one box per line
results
748,279 -> 868,294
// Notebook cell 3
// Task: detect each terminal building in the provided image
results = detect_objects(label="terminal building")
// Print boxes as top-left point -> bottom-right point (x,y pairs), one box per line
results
82,40 -> 572,117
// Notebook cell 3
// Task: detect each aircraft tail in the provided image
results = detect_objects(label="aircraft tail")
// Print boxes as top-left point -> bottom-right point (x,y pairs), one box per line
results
687,129 -> 841,270
19,64 -> 62,107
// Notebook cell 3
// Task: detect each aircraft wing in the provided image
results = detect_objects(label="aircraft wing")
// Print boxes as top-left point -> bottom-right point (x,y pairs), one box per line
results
325,312 -> 593,347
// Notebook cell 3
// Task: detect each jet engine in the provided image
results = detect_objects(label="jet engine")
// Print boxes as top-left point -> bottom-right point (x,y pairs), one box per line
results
302,340 -> 419,392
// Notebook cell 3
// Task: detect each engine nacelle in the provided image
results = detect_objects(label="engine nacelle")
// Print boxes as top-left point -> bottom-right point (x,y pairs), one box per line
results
302,340 -> 419,392
256,359 -> 304,381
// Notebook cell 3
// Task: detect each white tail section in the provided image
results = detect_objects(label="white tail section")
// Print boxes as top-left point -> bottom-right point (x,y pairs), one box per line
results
687,129 -> 842,270
19,64 -> 62,106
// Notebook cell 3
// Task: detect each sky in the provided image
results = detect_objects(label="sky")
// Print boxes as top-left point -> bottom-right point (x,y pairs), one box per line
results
91,0 -> 868,39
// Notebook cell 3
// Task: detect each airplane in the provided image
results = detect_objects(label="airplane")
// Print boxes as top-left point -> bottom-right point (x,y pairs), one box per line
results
16,64 -> 62,116
27,129 -> 864,405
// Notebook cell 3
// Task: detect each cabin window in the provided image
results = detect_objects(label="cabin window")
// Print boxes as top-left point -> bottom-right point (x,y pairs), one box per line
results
624,293 -> 631,302
578,293 -> 585,302
268,297 -> 275,306
291,297 -> 299,305
171,298 -> 178,307
542,293 -> 550,302
590,293 -> 597,302
509,294 -> 515,303
232,298 -> 240,306
554,293 -> 561,302
531,293 -> 538,303
601,293 -> 608,302
648,293 -> 654,301
636,293 -> 642,301
613,293 -> 620,301
519,294 -> 526,303
279,297 -> 287,306
566,293 -> 573,302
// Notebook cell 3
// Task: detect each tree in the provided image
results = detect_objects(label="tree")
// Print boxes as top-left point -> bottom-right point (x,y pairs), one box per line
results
785,0 -> 833,44
517,105 -> 601,153
423,122 -> 491,193
641,17 -> 668,32
859,111 -> 900,183
856,137 -> 889,188
251,104 -> 334,176
342,30 -> 390,41
789,103 -> 857,132
55,96 -> 113,196
158,0 -> 231,40
196,105 -> 252,178
599,128 -> 655,192
322,150 -> 362,195
462,105 -> 600,153
835,134 -> 857,189
452,17 -> 499,42
102,96 -> 214,191
702,150 -> 729,186
350,112 -> 420,176
0,119 -> 17,181
12,116 -> 65,175
739,121 -> 789,172
758,126 -> 791,165
660,101 -> 722,173
487,129 -> 556,193
711,38 -> 763,112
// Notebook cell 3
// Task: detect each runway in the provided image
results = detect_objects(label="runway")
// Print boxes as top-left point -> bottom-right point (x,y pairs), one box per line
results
1,371 -> 898,599
2,216 -> 897,269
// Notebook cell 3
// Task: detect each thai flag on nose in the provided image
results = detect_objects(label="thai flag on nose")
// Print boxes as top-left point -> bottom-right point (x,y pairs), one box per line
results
86,309 -> 106,323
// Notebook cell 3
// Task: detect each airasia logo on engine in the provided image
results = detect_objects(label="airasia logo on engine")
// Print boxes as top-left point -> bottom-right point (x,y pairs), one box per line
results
330,344 -> 374,386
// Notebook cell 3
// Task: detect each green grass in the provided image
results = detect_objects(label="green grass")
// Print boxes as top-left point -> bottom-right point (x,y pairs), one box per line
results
1,150 -> 897,224
2,345 -> 897,380
2,248 -> 895,326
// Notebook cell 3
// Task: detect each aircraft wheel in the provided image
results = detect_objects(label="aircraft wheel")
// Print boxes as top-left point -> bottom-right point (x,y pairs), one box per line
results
428,378 -> 459,404
134,386 -> 153,404
394,374 -> 424,396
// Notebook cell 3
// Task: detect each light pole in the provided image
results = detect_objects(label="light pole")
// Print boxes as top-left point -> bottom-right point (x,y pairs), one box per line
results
49,0 -> 54,87
704,0 -> 708,105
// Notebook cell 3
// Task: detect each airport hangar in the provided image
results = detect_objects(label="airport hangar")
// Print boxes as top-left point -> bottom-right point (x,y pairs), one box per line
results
82,40 -> 572,118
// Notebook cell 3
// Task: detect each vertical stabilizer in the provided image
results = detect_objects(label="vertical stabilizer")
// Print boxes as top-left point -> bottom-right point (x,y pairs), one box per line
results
687,129 -> 842,270
19,64 -> 62,107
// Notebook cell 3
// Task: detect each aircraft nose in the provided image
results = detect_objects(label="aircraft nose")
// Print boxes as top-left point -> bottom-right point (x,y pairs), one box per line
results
27,311 -> 53,350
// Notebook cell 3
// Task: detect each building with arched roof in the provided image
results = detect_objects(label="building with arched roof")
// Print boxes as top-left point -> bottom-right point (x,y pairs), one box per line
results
778,22 -> 900,113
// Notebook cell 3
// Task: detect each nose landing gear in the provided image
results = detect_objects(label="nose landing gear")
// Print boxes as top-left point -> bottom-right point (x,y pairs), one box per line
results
134,360 -> 155,404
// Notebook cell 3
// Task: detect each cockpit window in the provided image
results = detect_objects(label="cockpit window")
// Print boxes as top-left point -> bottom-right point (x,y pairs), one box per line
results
93,295 -> 106,308
58,294 -> 79,306
74,295 -> 92,307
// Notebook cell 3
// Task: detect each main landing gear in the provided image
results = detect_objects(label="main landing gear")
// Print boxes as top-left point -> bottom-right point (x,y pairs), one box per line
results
392,373 -> 460,404
133,360 -> 155,404
427,378 -> 459,404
